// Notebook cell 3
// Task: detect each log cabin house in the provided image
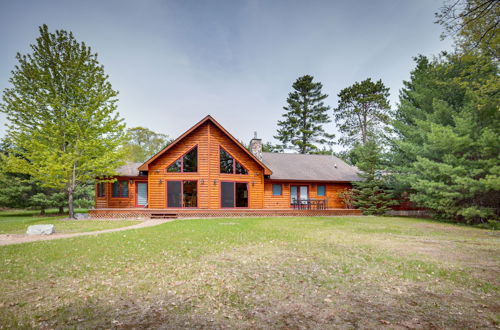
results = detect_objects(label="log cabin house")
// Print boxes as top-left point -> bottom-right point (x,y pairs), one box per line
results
90,115 -> 362,219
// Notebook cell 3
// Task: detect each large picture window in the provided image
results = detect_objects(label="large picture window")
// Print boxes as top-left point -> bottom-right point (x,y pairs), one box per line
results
220,147 -> 248,175
167,180 -> 198,208
112,180 -> 129,198
221,182 -> 248,208
167,146 -> 198,173
317,185 -> 326,196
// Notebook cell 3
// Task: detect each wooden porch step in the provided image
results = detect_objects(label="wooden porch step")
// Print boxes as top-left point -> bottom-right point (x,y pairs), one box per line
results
150,213 -> 178,219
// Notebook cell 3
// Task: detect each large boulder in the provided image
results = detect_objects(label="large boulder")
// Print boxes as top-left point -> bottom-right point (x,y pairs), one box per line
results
74,213 -> 89,220
26,224 -> 55,235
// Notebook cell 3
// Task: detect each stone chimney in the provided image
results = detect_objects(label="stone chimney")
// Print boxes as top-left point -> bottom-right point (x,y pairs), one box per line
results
249,131 -> 262,161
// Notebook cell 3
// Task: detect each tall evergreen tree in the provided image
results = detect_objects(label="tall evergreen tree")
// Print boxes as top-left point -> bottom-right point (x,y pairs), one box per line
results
0,25 -> 126,218
333,78 -> 391,147
351,141 -> 395,215
275,75 -> 334,154
391,52 -> 499,224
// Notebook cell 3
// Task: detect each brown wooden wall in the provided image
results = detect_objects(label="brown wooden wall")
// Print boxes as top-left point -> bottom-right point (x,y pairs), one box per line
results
95,120 -> 358,210
95,177 -> 146,208
263,182 -> 352,209
147,121 -> 265,209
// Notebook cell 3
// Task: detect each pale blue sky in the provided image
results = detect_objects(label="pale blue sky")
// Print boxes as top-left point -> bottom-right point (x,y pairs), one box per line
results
0,0 -> 452,149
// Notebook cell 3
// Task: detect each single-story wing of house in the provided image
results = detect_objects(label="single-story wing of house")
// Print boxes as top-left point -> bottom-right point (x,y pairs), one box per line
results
91,115 -> 363,218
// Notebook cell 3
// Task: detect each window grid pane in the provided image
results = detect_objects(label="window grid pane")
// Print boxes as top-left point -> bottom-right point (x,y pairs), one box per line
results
235,183 -> 248,207
221,182 -> 235,207
183,148 -> 197,172
121,181 -> 129,197
98,183 -> 106,197
167,159 -> 181,172
183,181 -> 197,207
235,161 -> 248,175
167,181 -> 182,207
220,148 -> 234,174
272,184 -> 282,196
317,185 -> 326,196
112,181 -> 120,197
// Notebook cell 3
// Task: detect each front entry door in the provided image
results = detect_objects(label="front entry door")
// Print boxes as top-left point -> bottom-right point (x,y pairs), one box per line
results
136,182 -> 148,207
290,185 -> 308,205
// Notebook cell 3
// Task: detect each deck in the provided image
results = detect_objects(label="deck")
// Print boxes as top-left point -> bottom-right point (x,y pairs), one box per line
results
89,208 -> 362,219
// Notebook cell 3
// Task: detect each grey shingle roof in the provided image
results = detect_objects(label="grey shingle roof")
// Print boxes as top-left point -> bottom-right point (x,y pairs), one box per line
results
262,152 -> 361,182
115,154 -> 361,182
115,162 -> 142,176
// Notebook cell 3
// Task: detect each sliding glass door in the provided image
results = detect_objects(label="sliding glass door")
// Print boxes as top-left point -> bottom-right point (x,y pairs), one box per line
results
221,182 -> 248,208
167,181 -> 197,208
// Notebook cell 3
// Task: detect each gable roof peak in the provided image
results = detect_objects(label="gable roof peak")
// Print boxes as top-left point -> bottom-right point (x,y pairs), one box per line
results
138,115 -> 272,175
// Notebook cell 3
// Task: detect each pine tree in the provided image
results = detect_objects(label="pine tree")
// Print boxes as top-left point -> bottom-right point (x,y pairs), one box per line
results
391,52 -> 499,224
351,141 -> 395,215
0,25 -> 126,218
275,75 -> 334,154
333,78 -> 391,147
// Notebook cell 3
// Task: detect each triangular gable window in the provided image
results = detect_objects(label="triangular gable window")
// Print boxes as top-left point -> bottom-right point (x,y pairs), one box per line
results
220,147 -> 248,175
167,146 -> 198,172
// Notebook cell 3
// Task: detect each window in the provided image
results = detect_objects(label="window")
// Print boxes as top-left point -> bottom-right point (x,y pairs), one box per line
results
183,181 -> 197,207
182,147 -> 197,172
97,182 -> 106,197
167,180 -> 197,208
112,180 -> 129,198
167,159 -> 181,172
317,185 -> 326,196
167,146 -> 198,172
220,148 -> 234,174
220,147 -> 248,175
272,184 -> 282,196
235,162 -> 248,174
221,182 -> 248,208
235,183 -> 248,207
167,181 -> 181,207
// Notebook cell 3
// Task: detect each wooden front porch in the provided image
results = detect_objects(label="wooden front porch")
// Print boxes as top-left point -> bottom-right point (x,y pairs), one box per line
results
89,208 -> 362,219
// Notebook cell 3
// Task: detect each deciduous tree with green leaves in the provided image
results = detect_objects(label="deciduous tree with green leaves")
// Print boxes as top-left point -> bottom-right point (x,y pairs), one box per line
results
333,78 -> 391,147
122,126 -> 171,162
436,0 -> 499,60
275,75 -> 334,154
0,25 -> 126,218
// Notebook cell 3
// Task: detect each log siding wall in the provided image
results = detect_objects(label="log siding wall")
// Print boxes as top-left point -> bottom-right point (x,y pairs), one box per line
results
95,177 -> 145,208
147,121 -> 265,209
95,121 -> 353,210
263,182 -> 352,209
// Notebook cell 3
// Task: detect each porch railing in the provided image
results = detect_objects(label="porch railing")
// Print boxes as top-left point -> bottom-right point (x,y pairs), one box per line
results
291,198 -> 328,210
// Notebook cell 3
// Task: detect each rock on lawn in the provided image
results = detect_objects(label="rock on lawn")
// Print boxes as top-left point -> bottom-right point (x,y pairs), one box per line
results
26,224 -> 55,235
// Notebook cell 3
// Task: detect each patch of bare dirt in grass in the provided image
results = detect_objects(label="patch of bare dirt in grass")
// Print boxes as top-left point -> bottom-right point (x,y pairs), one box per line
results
2,237 -> 499,328
369,233 -> 500,286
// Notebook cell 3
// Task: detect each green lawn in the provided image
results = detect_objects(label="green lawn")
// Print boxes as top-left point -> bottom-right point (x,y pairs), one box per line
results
0,216 -> 498,328
0,209 -> 139,234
